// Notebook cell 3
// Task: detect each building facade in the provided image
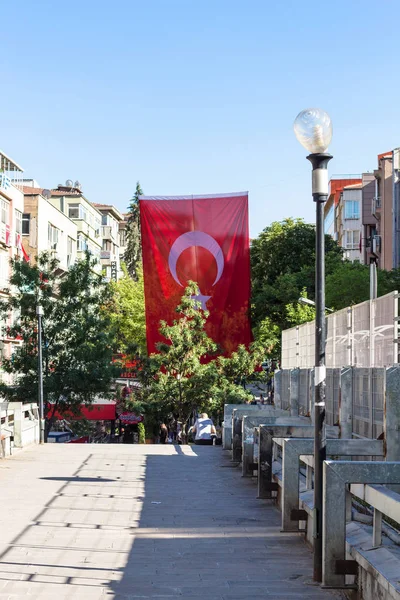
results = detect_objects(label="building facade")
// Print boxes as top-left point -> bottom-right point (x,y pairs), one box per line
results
324,176 -> 362,261
361,173 -> 378,267
21,187 -> 77,272
49,185 -> 102,270
0,151 -> 27,382
93,204 -> 123,281
339,183 -> 363,262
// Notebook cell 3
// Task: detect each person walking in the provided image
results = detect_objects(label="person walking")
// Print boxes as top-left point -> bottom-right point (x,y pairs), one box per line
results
192,413 -> 216,446
159,423 -> 168,444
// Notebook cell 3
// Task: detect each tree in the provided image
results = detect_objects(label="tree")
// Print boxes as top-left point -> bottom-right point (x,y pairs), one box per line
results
252,316 -> 280,360
131,282 -> 257,438
109,264 -> 146,355
325,261 -> 371,309
251,218 -> 343,330
285,288 -> 316,326
0,252 -> 116,436
135,282 -> 217,437
124,181 -> 143,280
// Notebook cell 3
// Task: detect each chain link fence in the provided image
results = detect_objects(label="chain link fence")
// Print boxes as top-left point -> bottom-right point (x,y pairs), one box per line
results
282,292 -> 398,369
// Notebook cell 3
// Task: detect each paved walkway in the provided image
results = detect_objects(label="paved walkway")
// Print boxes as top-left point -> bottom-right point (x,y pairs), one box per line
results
0,444 -> 346,599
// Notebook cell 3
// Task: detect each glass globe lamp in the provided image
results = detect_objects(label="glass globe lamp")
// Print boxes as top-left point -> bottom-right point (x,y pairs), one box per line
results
293,108 -> 332,154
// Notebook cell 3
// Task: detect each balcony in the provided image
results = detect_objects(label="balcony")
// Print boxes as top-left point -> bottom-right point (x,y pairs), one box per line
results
101,225 -> 116,242
100,251 -> 117,266
372,196 -> 381,217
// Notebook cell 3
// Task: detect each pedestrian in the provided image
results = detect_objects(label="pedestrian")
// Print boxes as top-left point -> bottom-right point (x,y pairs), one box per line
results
159,423 -> 168,444
192,413 -> 216,446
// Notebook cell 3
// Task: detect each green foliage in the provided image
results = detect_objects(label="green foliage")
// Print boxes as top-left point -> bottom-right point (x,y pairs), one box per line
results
0,252 -> 116,434
133,283 -> 257,433
325,261 -> 371,309
285,288 -> 316,326
109,264 -> 146,355
251,218 -> 343,330
252,316 -> 280,360
124,181 -> 143,280
138,421 -> 146,444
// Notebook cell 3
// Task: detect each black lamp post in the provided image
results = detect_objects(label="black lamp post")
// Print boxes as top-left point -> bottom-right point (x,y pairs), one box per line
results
36,304 -> 45,444
294,108 -> 333,582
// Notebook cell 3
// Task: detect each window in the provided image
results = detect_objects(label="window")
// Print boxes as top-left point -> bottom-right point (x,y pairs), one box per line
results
22,213 -> 30,235
344,200 -> 360,220
0,252 -> 8,288
77,233 -> 87,251
1,199 -> 9,225
48,223 -> 59,249
102,240 -> 111,251
119,229 -> 126,247
14,210 -> 22,245
68,204 -> 79,219
324,205 -> 334,234
102,215 -> 108,226
67,236 -> 73,267
345,230 -> 360,249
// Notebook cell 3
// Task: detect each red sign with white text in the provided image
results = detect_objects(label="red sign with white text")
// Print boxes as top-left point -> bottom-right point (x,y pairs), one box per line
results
140,193 -> 251,355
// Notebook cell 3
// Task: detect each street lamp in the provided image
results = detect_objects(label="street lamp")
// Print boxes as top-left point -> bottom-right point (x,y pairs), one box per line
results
294,108 -> 333,582
36,305 -> 45,444
298,296 -> 334,313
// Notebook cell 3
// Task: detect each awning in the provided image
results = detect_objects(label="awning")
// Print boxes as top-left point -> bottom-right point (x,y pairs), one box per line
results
48,402 -> 116,421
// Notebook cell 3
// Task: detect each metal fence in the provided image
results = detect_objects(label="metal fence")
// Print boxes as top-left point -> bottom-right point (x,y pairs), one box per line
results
281,291 -> 398,369
275,367 -> 386,441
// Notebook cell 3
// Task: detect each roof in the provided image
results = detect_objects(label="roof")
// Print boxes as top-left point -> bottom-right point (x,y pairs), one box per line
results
378,151 -> 392,161
343,183 -> 362,190
93,203 -> 124,221
0,150 -> 24,173
22,186 -> 44,195
50,189 -> 82,196
328,177 -> 362,206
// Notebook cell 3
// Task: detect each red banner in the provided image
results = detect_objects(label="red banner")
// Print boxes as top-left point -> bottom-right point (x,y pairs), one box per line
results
140,193 -> 251,355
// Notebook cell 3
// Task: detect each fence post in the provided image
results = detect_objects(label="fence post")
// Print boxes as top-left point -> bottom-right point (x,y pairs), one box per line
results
274,370 -> 282,409
347,307 -> 352,366
13,402 -> 23,448
339,367 -> 353,439
385,366 -> 400,463
309,368 -> 315,424
290,368 -> 299,416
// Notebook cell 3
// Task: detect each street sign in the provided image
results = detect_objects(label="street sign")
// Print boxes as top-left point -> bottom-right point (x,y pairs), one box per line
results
111,261 -> 118,281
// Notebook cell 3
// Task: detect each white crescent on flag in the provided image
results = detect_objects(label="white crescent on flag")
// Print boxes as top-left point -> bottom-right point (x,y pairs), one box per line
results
168,231 -> 224,287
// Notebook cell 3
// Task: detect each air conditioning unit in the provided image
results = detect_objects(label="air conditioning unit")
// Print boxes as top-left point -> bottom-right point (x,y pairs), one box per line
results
372,235 -> 381,254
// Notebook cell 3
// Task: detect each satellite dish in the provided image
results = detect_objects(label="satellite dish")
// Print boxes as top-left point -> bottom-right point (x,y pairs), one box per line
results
42,189 -> 52,199
65,179 -> 73,188
74,180 -> 81,190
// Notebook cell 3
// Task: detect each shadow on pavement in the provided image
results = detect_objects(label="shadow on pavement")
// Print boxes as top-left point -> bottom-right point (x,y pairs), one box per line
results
106,445 -> 325,600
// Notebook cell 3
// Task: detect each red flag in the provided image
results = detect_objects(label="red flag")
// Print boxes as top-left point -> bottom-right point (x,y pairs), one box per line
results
140,193 -> 251,355
16,234 -> 30,262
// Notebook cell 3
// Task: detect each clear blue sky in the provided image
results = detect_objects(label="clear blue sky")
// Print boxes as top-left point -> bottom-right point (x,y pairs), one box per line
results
1,0 -> 399,237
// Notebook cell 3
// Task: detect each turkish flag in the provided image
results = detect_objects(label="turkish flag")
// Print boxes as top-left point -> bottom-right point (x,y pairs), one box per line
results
140,193 -> 251,355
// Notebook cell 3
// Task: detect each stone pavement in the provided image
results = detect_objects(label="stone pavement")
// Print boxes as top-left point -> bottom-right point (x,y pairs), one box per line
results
0,444 -> 346,599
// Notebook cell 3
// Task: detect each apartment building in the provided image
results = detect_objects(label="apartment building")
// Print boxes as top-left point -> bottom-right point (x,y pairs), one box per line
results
118,213 -> 128,264
372,151 -> 394,270
48,183 -> 102,270
324,176 -> 362,261
21,187 -> 77,272
0,151 -> 26,380
361,173 -> 378,266
339,183 -> 363,262
93,204 -> 123,281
